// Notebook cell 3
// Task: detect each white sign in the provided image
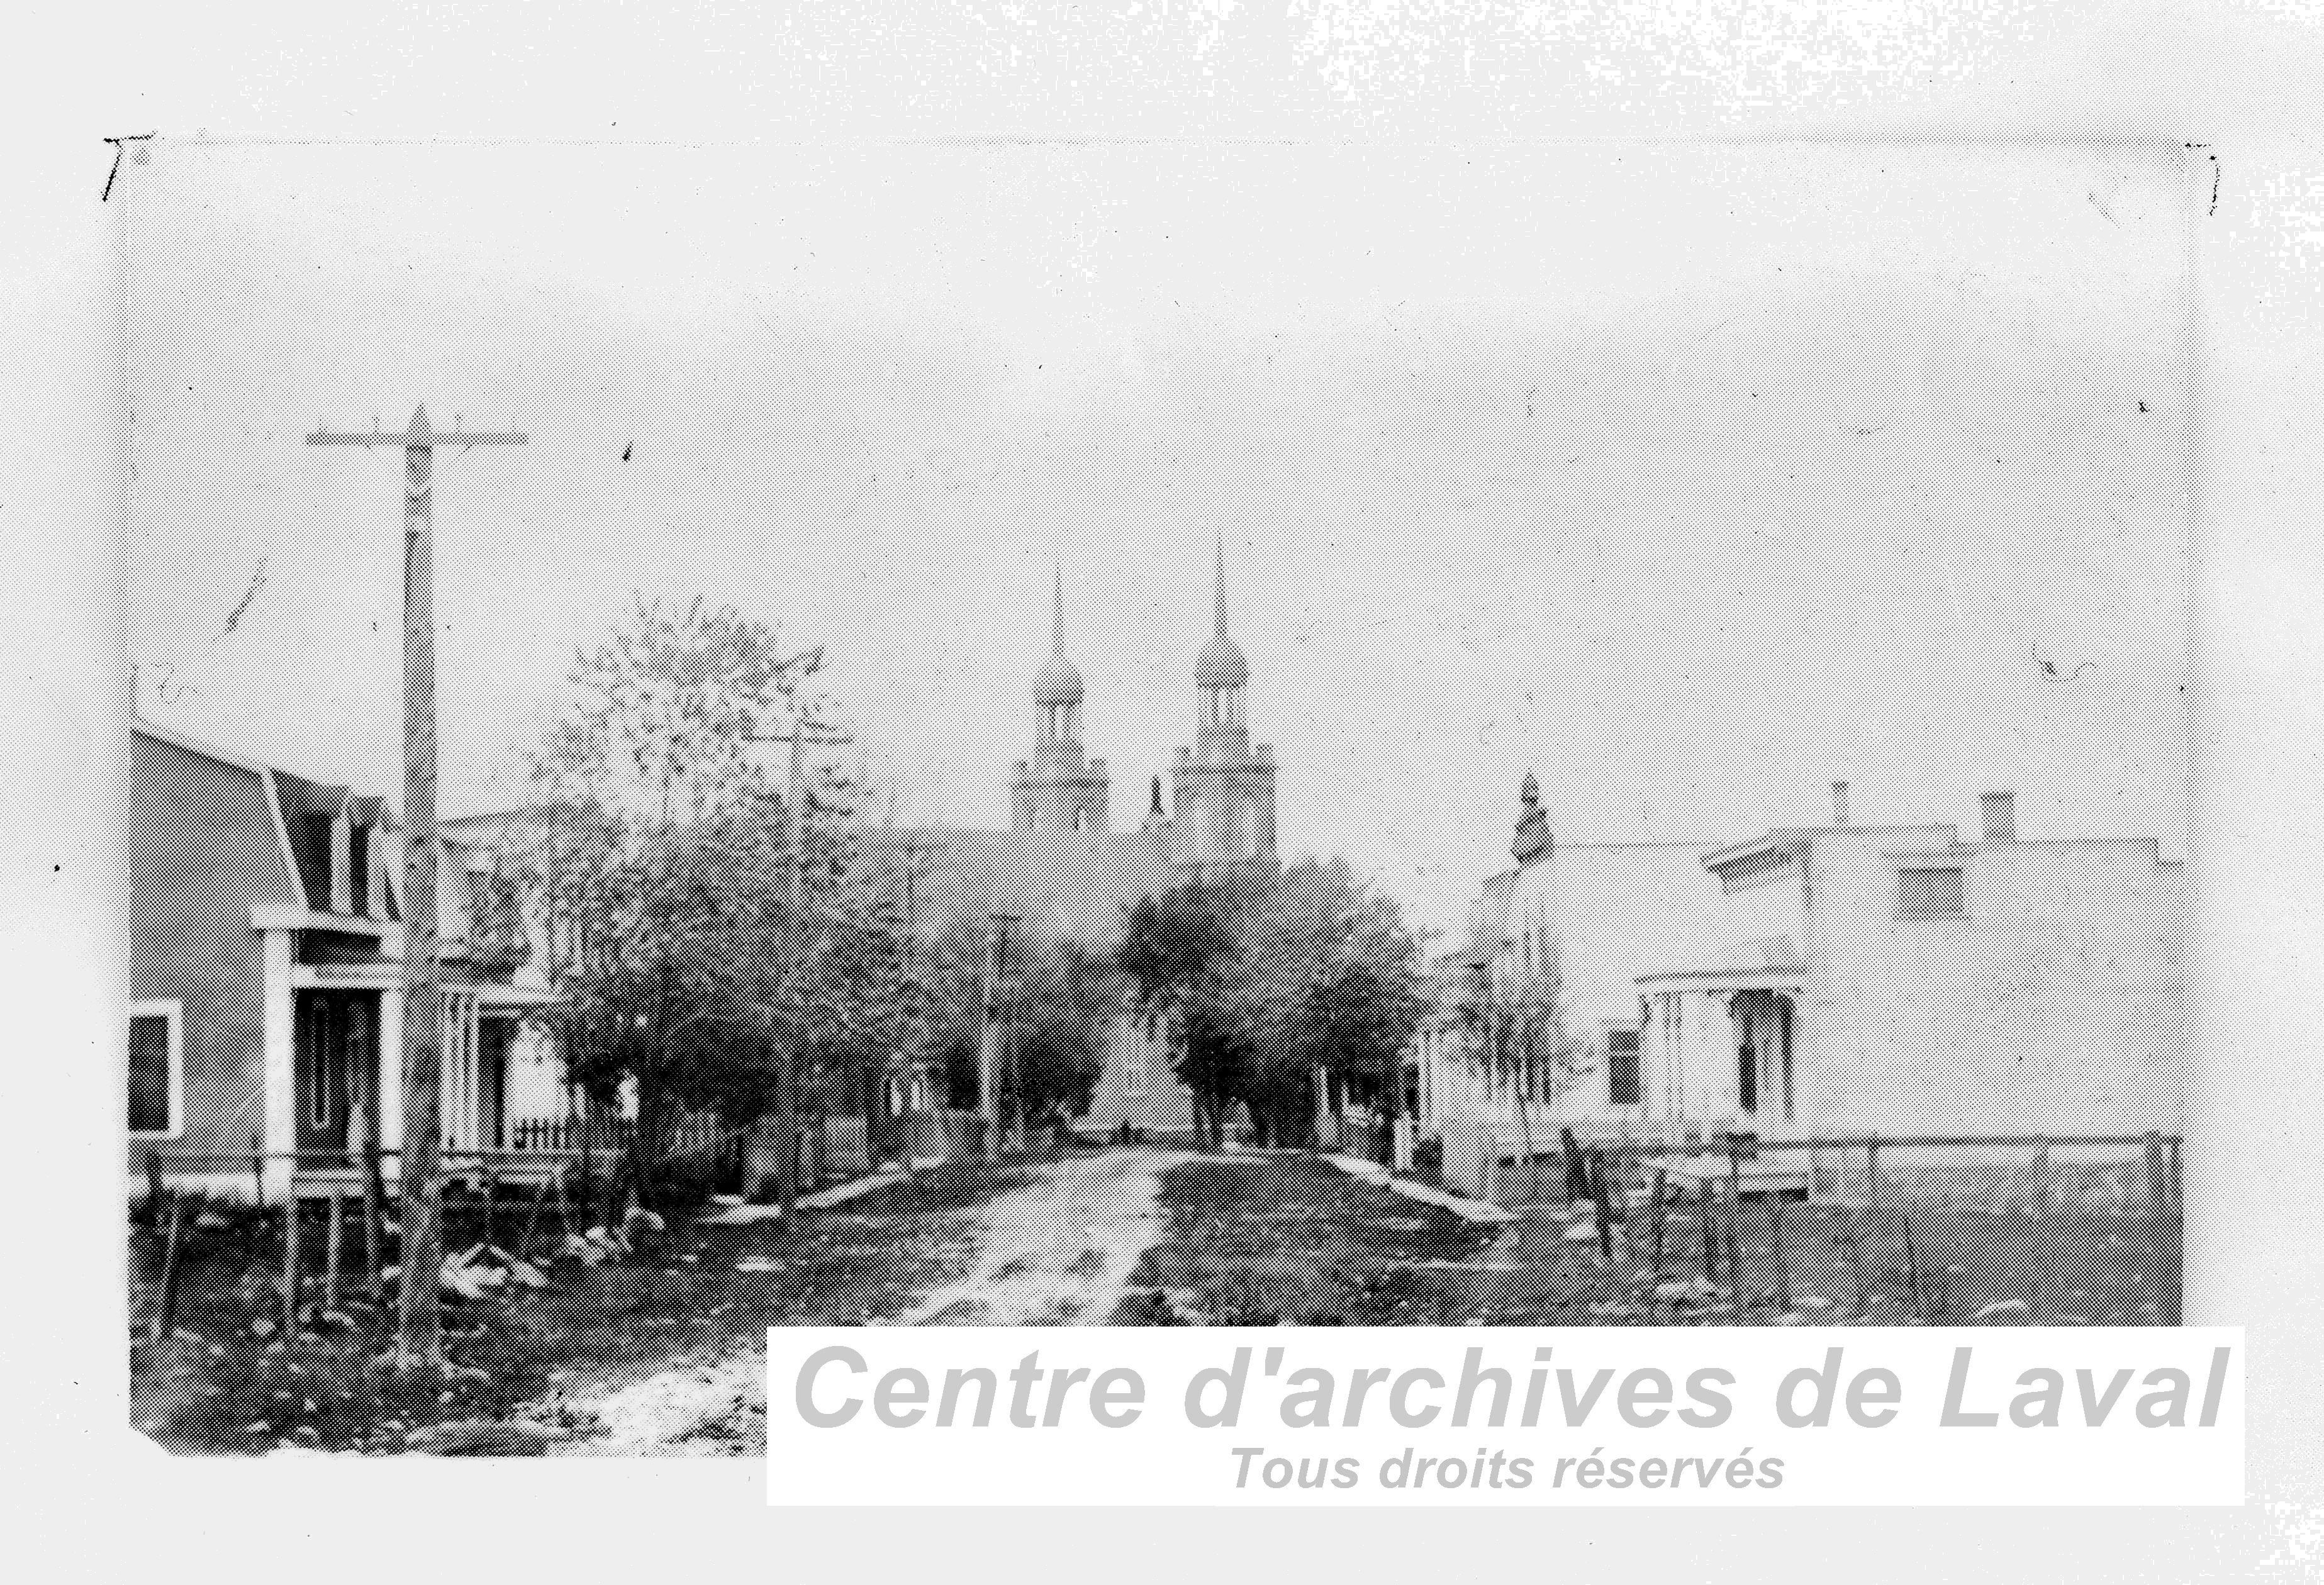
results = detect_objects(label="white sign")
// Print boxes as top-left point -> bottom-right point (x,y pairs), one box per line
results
766,1327 -> 2243,1507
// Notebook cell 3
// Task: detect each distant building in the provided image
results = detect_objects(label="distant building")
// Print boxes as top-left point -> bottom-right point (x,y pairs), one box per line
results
872,537 -> 1280,1138
130,718 -> 557,1202
1411,778 -> 1718,1140
1636,784 -> 2187,1140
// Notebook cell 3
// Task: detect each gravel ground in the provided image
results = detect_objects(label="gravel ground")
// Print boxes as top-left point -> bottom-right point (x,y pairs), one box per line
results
547,1150 -> 1188,1452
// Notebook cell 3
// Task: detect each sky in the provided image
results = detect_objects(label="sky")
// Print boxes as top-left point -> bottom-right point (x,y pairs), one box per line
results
125,138 -> 2192,942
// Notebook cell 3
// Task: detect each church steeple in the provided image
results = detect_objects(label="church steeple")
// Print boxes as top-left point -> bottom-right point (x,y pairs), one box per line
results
1013,562 -> 1109,833
1173,532 -> 1275,871
1032,561 -> 1085,748
1193,531 -> 1250,745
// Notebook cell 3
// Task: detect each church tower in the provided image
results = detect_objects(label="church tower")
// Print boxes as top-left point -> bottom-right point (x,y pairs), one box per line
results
1170,534 -> 1278,870
1010,565 -> 1111,833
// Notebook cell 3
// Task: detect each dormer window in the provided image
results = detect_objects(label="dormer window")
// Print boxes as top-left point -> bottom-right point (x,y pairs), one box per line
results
329,809 -> 353,915
349,821 -> 370,917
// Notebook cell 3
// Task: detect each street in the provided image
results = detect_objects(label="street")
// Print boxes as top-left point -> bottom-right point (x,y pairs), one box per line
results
545,1150 -> 1192,1453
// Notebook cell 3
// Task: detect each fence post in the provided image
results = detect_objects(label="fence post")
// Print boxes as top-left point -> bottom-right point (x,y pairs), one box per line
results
1724,1142 -> 1746,1299
518,1174 -> 550,1260
1768,1196 -> 1791,1313
324,1187 -> 344,1315
152,1193 -> 187,1343
357,1096 -> 386,1304
252,1133 -> 266,1210
1587,1148 -> 1615,1266
1647,1168 -> 1670,1289
1899,1209 -> 1927,1322
281,1193 -> 302,1337
1697,1177 -> 1718,1285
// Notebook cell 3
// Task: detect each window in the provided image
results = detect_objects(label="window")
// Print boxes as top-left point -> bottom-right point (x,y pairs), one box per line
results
1897,866 -> 1966,918
1607,1028 -> 1642,1106
128,1000 -> 182,1137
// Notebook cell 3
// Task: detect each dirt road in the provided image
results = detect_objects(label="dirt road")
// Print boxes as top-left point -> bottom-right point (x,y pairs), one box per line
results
550,1150 -> 1186,1453
894,1148 -> 1188,1326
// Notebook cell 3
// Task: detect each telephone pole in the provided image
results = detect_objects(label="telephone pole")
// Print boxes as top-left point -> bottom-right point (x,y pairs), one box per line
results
750,693 -> 850,1233
308,406 -> 525,1369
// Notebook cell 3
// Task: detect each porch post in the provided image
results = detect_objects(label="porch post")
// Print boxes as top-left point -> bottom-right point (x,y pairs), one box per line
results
455,992 -> 477,1151
378,987 -> 405,1162
260,929 -> 296,1204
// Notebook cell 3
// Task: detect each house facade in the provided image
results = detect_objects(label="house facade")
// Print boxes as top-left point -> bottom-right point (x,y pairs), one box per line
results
1634,786 -> 2187,1140
1410,779 -> 1716,1141
130,718 -> 557,1203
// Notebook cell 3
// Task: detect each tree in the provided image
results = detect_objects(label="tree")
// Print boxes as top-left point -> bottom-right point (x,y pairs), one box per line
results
1236,857 -> 1428,1155
1115,878 -> 1251,1149
910,923 -> 1112,1126
1462,938 -> 1595,1166
1115,860 -> 1428,1155
514,596 -> 883,1209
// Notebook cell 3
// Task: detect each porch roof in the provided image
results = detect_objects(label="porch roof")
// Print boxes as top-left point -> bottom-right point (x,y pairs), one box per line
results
1636,965 -> 1806,994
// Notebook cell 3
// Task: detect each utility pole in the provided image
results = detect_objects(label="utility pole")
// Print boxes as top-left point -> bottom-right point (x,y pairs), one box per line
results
752,693 -> 850,1232
308,406 -> 525,1369
887,835 -> 934,1169
981,911 -> 1019,1162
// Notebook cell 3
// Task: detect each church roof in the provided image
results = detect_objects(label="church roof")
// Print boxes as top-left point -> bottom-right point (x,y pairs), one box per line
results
1034,651 -> 1085,706
1194,632 -> 1248,689
863,825 -> 1177,954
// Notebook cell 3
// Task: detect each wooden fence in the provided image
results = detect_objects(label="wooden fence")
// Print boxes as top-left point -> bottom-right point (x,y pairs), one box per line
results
506,1112 -> 728,1158
1429,1126 -> 2184,1325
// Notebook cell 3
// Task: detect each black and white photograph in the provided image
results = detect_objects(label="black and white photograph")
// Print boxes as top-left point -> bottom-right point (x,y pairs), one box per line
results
118,135 -> 2192,1455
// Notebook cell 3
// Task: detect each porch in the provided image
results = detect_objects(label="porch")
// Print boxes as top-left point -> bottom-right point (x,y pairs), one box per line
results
1634,965 -> 1807,1137
286,965 -> 567,1194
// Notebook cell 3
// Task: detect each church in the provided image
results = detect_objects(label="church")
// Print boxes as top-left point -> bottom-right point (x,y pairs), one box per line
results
872,536 -> 1280,1138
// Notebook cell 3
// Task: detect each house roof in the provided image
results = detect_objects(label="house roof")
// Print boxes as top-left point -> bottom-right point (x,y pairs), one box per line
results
133,716 -> 400,924
1702,823 -> 1957,874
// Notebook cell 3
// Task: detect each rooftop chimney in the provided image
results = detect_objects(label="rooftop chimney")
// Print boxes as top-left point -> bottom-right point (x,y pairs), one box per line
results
1981,790 -> 2016,843
1831,781 -> 1850,826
